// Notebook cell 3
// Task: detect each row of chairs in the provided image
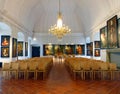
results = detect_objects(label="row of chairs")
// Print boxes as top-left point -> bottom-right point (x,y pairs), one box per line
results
2,57 -> 53,80
65,57 -> 120,80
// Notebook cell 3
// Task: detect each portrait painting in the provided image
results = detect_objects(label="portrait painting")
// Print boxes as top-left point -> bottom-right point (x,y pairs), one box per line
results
118,18 -> 120,47
76,45 -> 85,55
107,15 -> 118,48
94,49 -> 100,57
12,38 -> 17,57
1,47 -> 9,57
87,50 -> 91,56
86,43 -> 91,50
17,41 -> 23,56
100,26 -> 108,49
65,45 -> 75,55
90,42 -> 93,56
94,41 -> 100,48
53,45 -> 65,55
1,36 -> 10,46
25,42 -> 28,56
43,44 -> 53,56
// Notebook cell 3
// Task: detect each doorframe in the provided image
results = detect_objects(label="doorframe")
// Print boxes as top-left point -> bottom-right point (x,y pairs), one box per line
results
31,45 -> 40,57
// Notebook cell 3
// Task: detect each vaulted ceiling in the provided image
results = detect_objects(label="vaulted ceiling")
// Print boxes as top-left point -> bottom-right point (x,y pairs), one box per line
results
0,0 -> 120,36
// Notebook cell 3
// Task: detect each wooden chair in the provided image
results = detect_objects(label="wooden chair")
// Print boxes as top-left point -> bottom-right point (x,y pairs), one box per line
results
10,62 -> 19,79
2,63 -> 10,79
91,62 -> 101,80
27,62 -> 37,80
72,62 -> 83,80
100,63 -> 109,80
109,63 -> 120,80
82,62 -> 92,80
18,62 -> 27,79
36,62 -> 47,80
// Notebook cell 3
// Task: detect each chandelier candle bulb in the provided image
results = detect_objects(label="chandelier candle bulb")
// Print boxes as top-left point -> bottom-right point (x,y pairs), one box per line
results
48,0 -> 71,39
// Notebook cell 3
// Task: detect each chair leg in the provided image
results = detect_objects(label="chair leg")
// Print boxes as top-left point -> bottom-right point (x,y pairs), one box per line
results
73,72 -> 76,80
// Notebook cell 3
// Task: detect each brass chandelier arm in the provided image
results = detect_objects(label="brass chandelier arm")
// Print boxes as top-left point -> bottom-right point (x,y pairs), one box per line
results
48,0 -> 71,39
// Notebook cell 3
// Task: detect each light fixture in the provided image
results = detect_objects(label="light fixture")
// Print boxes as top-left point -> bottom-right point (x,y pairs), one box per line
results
49,0 -> 71,39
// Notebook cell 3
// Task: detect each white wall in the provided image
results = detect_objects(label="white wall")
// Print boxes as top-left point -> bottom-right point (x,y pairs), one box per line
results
31,33 -> 86,56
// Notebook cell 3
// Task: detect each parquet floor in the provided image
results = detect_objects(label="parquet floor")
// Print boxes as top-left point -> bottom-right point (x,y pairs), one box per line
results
0,62 -> 120,94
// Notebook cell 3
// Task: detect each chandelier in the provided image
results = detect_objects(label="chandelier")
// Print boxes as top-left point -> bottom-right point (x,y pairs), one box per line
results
48,0 -> 71,39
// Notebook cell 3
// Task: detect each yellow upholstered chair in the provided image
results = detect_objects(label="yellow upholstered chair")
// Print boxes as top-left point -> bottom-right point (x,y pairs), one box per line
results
18,62 -> 27,79
10,62 -> 19,79
91,61 -> 101,80
109,63 -> 120,80
100,62 -> 109,80
2,63 -> 10,79
72,62 -> 83,80
82,62 -> 92,80
36,62 -> 47,80
27,62 -> 37,80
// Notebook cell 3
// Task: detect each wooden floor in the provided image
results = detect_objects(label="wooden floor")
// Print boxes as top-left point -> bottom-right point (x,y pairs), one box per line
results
0,62 -> 120,94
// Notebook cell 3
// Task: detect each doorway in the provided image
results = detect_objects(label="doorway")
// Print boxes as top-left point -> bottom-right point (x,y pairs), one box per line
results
32,46 -> 40,57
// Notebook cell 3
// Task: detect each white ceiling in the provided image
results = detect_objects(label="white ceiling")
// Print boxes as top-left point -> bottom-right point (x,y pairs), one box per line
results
0,0 -> 120,35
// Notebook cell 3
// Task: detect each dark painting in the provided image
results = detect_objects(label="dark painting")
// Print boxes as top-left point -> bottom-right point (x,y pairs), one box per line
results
17,42 -> 23,56
76,45 -> 85,55
87,50 -> 91,56
43,44 -> 53,55
87,43 -> 91,50
1,47 -> 9,57
100,26 -> 108,49
94,49 -> 100,57
94,41 -> 100,48
1,36 -> 10,46
12,38 -> 17,57
54,45 -> 65,55
118,18 -> 120,47
65,45 -> 75,55
90,42 -> 93,56
107,15 -> 118,48
25,42 -> 28,56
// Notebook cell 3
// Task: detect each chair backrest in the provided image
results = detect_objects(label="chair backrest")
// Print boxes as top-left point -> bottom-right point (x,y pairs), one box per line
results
72,63 -> 81,71
91,62 -> 100,70
82,62 -> 91,70
28,62 -> 37,70
100,63 -> 108,70
109,63 -> 117,70
2,63 -> 10,70
11,62 -> 19,70
19,62 -> 27,70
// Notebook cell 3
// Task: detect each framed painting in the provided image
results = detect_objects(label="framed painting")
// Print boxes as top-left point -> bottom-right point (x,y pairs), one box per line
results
94,41 -> 100,48
17,41 -> 23,56
53,45 -> 65,55
118,18 -> 120,47
107,15 -> 118,48
90,42 -> 93,56
65,45 -> 75,55
86,43 -> 91,50
43,44 -> 53,56
1,36 -> 10,46
100,26 -> 108,49
1,47 -> 9,57
12,38 -> 17,57
87,50 -> 91,56
76,45 -> 85,55
25,42 -> 28,56
94,49 -> 100,57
